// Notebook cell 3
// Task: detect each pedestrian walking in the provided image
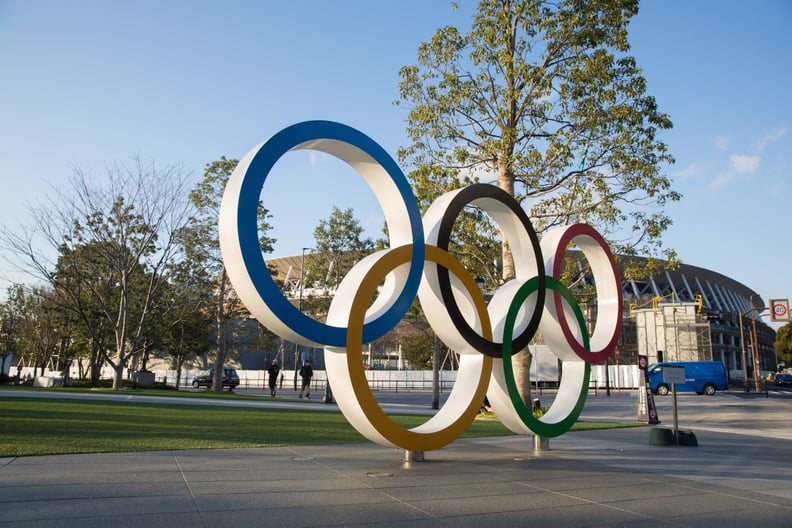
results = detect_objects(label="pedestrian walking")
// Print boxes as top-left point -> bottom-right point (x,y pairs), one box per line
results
298,360 -> 313,399
267,359 -> 281,397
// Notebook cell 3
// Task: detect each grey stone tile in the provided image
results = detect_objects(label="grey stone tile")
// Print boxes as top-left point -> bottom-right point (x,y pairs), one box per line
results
436,504 -> 647,528
0,470 -> 185,487
605,491 -> 763,519
0,495 -> 198,523
0,481 -> 190,501
410,489 -> 588,517
558,481 -> 695,502
664,505 -> 792,527
378,480 -> 537,502
517,472 -> 657,492
194,487 -> 394,512
0,512 -> 206,528
187,475 -> 369,495
200,502 -> 435,527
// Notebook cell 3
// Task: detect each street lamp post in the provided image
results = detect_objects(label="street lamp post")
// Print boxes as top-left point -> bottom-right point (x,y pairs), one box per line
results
750,297 -> 770,391
295,247 -> 310,390
299,247 -> 309,312
739,312 -> 751,392
739,298 -> 769,391
751,308 -> 761,389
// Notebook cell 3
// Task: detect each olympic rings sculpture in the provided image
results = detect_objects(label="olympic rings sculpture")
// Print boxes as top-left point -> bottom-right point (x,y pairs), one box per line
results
219,121 -> 623,452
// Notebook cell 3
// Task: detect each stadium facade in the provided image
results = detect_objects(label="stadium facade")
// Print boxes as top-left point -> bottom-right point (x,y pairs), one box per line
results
268,253 -> 778,381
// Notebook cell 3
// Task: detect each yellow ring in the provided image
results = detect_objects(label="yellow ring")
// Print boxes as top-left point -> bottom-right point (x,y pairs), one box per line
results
341,244 -> 492,451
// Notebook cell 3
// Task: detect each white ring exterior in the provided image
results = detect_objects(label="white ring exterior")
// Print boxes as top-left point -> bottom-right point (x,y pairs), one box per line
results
325,255 -> 489,448
219,123 -> 620,449
419,189 -> 542,354
219,138 -> 415,347
540,226 -> 621,359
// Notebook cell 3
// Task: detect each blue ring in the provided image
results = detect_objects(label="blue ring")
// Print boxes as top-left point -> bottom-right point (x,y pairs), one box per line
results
236,121 -> 424,346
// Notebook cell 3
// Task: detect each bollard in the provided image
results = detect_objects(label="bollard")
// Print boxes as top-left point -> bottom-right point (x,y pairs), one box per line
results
405,450 -> 424,462
533,435 -> 549,451
649,427 -> 674,446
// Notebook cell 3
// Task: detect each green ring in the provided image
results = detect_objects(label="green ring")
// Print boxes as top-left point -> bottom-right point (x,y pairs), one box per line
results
502,276 -> 591,438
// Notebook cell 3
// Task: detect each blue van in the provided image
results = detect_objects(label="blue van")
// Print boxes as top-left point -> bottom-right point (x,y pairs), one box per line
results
647,361 -> 728,396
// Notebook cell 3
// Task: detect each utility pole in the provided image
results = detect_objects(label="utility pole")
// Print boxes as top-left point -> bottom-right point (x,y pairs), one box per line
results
295,247 -> 309,390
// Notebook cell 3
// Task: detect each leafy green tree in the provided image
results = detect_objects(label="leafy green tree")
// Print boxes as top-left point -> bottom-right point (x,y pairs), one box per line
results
397,0 -> 679,403
398,0 -> 678,272
776,322 -> 792,367
302,206 -> 375,321
181,157 -> 274,392
52,241 -> 118,384
293,206 -> 376,388
399,324 -> 438,370
158,267 -> 214,388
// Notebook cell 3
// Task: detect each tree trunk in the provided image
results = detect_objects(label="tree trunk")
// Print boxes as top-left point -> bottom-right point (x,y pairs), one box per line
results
175,354 -> 183,390
497,161 -> 532,405
90,341 -> 101,385
175,327 -> 185,390
141,340 -> 150,371
111,272 -> 131,390
113,360 -> 125,389
213,271 -> 228,392
498,158 -> 516,282
512,348 -> 533,407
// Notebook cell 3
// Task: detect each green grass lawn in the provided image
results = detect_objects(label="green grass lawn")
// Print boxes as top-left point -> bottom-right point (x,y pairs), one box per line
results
0,391 -> 643,457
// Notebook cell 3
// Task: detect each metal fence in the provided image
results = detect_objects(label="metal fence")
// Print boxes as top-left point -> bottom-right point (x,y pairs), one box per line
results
16,364 -> 654,392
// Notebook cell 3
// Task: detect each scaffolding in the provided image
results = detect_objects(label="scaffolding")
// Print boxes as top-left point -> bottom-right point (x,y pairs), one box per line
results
632,298 -> 713,364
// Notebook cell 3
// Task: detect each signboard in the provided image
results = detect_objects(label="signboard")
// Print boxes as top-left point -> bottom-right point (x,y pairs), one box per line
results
636,379 -> 660,424
662,365 -> 686,446
663,366 -> 686,385
638,355 -> 648,370
636,354 -> 659,424
769,299 -> 790,322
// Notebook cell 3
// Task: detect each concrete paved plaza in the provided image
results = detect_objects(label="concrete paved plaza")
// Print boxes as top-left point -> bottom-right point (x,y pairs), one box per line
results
1,391 -> 791,527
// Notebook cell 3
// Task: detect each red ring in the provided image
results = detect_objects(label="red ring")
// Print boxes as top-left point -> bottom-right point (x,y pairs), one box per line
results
547,224 -> 622,363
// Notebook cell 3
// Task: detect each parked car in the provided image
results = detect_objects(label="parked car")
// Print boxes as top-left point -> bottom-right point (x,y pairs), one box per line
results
775,373 -> 792,387
192,368 -> 240,390
647,361 -> 728,396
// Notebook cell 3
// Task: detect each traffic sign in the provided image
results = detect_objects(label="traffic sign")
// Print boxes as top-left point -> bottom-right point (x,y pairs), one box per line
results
770,299 -> 790,322
663,366 -> 686,384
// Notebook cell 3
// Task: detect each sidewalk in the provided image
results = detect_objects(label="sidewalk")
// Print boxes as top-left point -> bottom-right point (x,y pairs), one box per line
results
2,423 -> 790,527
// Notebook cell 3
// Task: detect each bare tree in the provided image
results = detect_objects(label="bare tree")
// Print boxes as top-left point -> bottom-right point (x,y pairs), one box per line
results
0,284 -> 25,376
0,158 -> 193,389
14,286 -> 63,377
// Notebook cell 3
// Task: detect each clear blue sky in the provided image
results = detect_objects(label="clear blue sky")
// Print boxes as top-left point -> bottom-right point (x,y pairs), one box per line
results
1,1 -> 790,327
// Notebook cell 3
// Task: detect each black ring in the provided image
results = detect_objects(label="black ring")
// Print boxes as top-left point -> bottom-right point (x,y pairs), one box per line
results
434,184 -> 546,358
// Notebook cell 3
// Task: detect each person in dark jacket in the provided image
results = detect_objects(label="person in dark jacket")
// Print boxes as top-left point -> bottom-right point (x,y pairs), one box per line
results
267,359 -> 281,397
298,360 -> 313,399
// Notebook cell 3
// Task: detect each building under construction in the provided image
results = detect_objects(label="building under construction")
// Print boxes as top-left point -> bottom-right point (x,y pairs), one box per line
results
621,259 -> 777,386
267,253 -> 779,383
